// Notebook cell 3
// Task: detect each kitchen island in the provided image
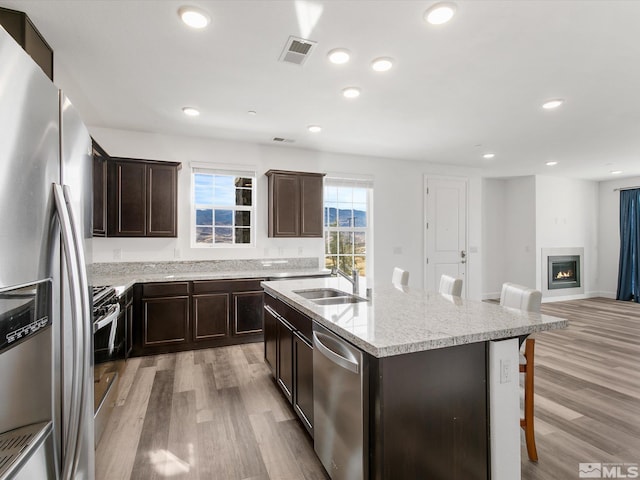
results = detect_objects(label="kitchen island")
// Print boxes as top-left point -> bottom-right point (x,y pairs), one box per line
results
261,277 -> 568,480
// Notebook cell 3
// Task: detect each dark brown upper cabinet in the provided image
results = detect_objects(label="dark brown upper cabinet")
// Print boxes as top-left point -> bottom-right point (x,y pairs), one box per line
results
0,7 -> 53,80
107,158 -> 181,237
92,140 -> 108,237
266,170 -> 325,238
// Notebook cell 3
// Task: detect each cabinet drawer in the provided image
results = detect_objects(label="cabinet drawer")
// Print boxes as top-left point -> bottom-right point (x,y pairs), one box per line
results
264,293 -> 312,342
194,279 -> 264,294
142,282 -> 189,297
281,303 -> 312,342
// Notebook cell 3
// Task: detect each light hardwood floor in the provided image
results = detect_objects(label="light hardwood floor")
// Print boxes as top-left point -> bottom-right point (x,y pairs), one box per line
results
96,297 -> 640,480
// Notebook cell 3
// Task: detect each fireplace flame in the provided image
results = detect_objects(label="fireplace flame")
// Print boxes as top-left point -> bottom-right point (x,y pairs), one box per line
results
555,270 -> 574,280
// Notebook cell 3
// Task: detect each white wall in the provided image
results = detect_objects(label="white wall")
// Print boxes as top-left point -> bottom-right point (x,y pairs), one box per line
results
481,175 -> 601,300
90,127 -> 484,295
481,178 -> 507,299
535,176 -> 599,298
504,176 -> 537,288
597,176 -> 640,298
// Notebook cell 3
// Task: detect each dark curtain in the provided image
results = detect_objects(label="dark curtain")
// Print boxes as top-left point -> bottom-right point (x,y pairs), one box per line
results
617,188 -> 640,302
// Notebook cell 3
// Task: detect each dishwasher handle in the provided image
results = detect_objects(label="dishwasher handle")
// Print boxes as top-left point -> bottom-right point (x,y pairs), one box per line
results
313,331 -> 359,374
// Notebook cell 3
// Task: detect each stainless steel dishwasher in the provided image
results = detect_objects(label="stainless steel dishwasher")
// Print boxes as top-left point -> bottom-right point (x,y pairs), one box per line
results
313,322 -> 367,480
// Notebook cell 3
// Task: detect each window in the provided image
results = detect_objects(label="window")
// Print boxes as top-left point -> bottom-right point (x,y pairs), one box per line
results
324,178 -> 372,277
192,167 -> 256,246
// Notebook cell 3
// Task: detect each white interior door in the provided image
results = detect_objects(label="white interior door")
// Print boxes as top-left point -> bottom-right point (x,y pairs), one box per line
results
425,176 -> 467,295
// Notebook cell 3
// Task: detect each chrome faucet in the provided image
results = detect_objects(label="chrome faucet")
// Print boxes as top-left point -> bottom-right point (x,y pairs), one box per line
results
331,266 -> 359,296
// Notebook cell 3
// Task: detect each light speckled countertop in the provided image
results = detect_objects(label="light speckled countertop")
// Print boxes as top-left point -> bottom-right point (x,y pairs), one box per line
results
93,269 -> 331,296
261,277 -> 568,358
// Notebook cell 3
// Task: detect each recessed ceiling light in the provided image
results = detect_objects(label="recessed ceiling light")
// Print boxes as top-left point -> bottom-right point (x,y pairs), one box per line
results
342,87 -> 361,98
247,110 -> 257,116
611,170 -> 623,175
308,125 -> 322,133
328,48 -> 350,64
542,99 -> 565,110
182,107 -> 200,116
178,6 -> 211,29
371,57 -> 394,72
483,153 -> 495,159
424,2 -> 457,25
546,161 -> 558,166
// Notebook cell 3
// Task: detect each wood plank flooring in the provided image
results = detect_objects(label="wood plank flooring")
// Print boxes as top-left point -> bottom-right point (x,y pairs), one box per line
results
522,297 -> 640,480
96,297 -> 640,480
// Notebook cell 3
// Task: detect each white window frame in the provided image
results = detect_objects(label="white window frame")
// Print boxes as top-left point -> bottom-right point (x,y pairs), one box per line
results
324,176 -> 374,280
191,165 -> 257,248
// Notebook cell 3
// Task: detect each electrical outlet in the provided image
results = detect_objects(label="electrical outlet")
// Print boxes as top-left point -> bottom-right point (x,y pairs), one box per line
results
500,359 -> 511,384
174,248 -> 181,259
113,248 -> 122,260
298,247 -> 304,255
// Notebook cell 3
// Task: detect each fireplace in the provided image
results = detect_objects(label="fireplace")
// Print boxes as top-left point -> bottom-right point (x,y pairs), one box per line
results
548,255 -> 581,290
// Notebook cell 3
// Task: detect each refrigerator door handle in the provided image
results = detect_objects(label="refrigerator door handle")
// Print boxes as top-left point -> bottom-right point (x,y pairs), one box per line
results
52,184 -> 86,480
62,184 -> 92,480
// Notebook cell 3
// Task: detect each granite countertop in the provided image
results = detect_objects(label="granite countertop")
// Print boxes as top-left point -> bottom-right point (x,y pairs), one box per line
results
93,268 -> 331,297
261,277 -> 568,358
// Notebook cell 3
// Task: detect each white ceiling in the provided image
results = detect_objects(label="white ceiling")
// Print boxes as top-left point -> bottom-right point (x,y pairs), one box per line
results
3,0 -> 640,181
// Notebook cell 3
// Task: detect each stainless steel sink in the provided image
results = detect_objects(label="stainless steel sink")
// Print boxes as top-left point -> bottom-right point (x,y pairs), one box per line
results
312,296 -> 368,305
294,288 -> 349,299
294,288 -> 368,305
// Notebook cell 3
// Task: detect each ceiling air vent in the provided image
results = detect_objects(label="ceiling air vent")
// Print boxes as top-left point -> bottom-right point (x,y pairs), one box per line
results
279,36 -> 317,66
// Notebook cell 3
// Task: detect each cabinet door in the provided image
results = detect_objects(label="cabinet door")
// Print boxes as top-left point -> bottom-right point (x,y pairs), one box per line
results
263,305 -> 278,377
108,160 -> 147,236
294,332 -> 314,435
142,296 -> 189,347
276,318 -> 294,403
147,163 -> 178,237
125,299 -> 133,359
300,174 -> 324,237
92,146 -> 107,237
233,291 -> 264,335
193,293 -> 229,341
270,173 -> 300,237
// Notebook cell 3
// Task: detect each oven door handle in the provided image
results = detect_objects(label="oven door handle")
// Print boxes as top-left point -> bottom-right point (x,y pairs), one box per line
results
93,303 -> 120,334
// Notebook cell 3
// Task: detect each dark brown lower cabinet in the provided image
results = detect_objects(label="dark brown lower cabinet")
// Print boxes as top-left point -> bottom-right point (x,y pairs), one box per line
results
193,293 -> 229,340
132,279 -> 264,356
125,298 -> 133,358
142,295 -> 189,347
293,332 -> 313,435
233,291 -> 264,335
264,292 -> 314,435
263,305 -> 278,375
276,317 -> 294,403
118,287 -> 134,359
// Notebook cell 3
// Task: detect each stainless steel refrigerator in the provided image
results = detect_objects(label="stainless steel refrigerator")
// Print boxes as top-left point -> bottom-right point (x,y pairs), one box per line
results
0,25 -> 94,480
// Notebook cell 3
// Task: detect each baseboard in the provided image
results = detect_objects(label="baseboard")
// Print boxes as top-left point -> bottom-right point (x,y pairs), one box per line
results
541,290 -> 602,303
593,291 -> 617,299
482,292 -> 501,301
